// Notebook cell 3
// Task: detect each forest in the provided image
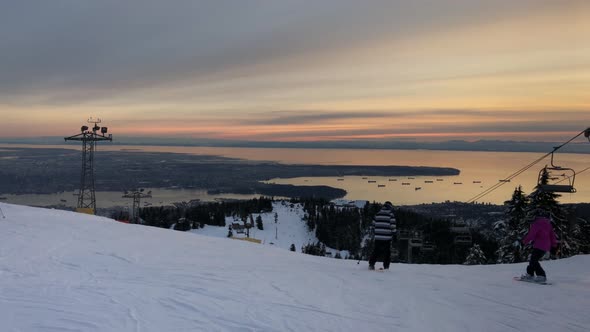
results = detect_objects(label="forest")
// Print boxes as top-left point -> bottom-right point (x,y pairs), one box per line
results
117,171 -> 590,265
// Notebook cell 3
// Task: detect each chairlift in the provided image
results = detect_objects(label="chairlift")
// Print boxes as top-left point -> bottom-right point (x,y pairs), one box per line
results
538,152 -> 576,193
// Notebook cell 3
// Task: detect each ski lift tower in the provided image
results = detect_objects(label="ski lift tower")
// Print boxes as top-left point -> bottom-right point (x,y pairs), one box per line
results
64,118 -> 113,215
122,189 -> 152,224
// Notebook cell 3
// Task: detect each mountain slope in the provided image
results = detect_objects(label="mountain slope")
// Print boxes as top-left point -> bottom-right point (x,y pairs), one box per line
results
0,202 -> 589,332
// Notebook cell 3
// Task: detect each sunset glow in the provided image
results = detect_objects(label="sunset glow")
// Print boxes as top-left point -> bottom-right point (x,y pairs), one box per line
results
1,1 -> 589,142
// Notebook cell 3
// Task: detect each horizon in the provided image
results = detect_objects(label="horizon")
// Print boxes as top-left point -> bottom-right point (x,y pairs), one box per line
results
2,1 -> 589,141
2,135 -> 590,155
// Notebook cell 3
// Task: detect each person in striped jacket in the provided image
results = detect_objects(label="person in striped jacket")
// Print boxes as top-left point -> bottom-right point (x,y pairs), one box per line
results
369,201 -> 396,270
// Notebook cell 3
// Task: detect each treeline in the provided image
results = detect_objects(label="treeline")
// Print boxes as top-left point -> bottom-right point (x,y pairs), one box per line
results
118,197 -> 274,230
494,171 -> 590,264
112,184 -> 589,265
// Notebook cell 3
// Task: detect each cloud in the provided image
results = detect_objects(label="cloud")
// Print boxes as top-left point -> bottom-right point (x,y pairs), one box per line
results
0,0 -> 575,103
240,111 -> 391,125
1,0 -> 588,142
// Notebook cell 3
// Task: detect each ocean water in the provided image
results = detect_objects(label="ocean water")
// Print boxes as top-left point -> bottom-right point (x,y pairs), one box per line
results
1,144 -> 589,206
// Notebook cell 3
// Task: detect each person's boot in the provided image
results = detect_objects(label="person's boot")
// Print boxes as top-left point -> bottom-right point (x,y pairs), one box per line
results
520,274 -> 534,281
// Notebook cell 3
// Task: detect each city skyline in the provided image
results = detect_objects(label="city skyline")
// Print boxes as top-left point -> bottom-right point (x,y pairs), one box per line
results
1,1 -> 589,142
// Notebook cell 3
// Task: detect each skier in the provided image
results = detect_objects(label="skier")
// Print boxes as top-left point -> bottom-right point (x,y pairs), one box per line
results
369,201 -> 396,270
520,212 -> 558,283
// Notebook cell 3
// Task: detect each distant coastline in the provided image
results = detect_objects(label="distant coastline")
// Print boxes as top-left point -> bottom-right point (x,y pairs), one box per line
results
1,137 -> 589,154
0,147 -> 459,201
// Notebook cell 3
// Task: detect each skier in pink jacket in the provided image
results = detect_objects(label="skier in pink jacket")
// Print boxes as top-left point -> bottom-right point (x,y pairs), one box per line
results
521,214 -> 558,282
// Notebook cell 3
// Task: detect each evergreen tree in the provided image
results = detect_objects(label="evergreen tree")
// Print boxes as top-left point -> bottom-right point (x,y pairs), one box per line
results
256,215 -> 264,230
495,186 -> 528,263
290,244 -> 296,252
575,217 -> 590,254
464,244 -> 487,265
227,225 -> 233,238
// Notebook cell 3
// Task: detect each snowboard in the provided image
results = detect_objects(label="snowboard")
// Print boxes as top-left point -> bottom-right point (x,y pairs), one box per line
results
513,276 -> 552,285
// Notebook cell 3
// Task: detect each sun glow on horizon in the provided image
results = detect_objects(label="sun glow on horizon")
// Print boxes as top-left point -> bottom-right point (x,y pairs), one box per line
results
1,1 -> 589,142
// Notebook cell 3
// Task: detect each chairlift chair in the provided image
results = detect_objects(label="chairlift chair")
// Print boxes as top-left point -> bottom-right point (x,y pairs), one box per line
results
538,152 -> 576,193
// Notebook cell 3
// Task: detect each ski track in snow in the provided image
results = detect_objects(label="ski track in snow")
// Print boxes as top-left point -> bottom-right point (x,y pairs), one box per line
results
1,202 -> 590,331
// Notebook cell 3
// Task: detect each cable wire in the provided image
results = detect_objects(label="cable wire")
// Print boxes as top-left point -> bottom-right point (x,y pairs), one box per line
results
467,128 -> 590,203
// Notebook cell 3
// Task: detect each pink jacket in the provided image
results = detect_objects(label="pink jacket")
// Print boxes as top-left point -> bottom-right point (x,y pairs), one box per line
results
522,217 -> 558,252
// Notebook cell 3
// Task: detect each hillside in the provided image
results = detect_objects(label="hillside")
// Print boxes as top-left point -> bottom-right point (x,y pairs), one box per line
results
0,202 -> 589,331
191,201 -> 349,257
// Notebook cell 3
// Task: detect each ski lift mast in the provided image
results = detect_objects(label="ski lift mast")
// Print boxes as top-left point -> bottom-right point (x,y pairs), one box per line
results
64,118 -> 113,214
122,189 -> 152,224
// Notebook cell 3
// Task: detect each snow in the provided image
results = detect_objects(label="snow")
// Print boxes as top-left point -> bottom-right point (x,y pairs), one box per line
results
1,202 -> 589,332
193,201 -> 348,257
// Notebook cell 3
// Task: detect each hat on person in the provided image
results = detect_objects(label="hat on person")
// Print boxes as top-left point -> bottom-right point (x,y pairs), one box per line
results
384,201 -> 393,208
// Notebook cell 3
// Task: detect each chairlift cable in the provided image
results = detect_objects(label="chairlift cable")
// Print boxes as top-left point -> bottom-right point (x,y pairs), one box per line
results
554,166 -> 590,185
467,128 -> 590,203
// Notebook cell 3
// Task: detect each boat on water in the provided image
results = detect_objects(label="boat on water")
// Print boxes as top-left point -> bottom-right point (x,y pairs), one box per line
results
408,177 -> 415,179
425,180 -> 433,183
436,179 -> 444,181
362,177 -> 368,179
453,182 -> 463,185
415,187 -> 422,191
378,184 -> 386,187
473,180 -> 481,183
337,178 -> 345,181
389,179 -> 397,181
368,180 -> 377,183
402,182 -> 411,185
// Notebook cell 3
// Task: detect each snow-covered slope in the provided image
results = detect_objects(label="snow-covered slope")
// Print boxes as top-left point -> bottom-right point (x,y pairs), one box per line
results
1,202 -> 589,332
192,201 -> 348,256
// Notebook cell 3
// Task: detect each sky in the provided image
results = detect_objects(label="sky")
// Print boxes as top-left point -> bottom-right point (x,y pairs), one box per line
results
2,202 -> 590,331
1,0 -> 589,142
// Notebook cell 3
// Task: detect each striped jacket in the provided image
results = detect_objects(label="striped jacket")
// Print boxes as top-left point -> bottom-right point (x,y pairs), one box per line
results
373,206 -> 396,241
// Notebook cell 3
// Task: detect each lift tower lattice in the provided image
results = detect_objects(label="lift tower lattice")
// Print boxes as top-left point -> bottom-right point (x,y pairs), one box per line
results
65,118 -> 112,214
122,189 -> 152,224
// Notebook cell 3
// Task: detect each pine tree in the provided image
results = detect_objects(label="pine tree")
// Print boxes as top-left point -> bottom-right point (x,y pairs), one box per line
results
495,186 -> 528,263
464,244 -> 487,265
227,226 -> 233,238
575,217 -> 590,254
290,244 -> 296,252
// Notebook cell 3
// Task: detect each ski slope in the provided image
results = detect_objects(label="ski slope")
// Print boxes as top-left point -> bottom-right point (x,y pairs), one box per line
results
1,202 -> 589,332
192,201 -> 349,257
